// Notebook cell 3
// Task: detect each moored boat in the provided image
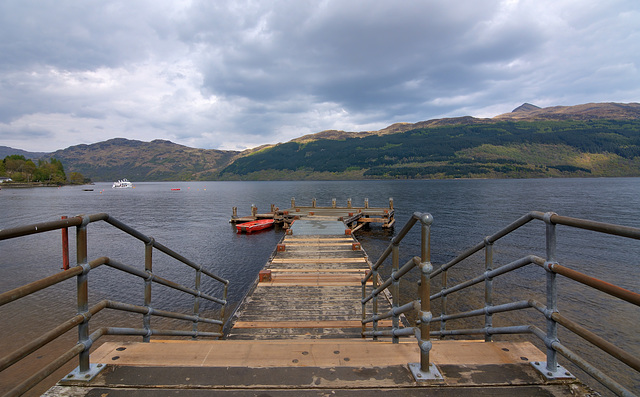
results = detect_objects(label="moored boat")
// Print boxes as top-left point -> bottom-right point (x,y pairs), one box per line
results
236,219 -> 274,233
112,179 -> 133,188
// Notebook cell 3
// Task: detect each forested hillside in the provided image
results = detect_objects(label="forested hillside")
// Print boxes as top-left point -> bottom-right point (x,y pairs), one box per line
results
220,119 -> 640,179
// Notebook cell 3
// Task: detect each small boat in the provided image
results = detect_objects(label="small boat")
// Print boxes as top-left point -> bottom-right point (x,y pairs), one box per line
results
112,179 -> 133,189
236,219 -> 274,234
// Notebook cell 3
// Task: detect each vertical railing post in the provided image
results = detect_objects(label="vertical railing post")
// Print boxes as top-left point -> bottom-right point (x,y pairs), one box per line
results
76,217 -> 90,373
440,269 -> 448,337
143,238 -> 153,342
192,268 -> 202,338
530,212 -> 572,380
484,237 -> 493,342
544,212 -> 559,373
410,212 -> 441,380
361,278 -> 367,338
391,242 -> 400,344
371,266 -> 379,341
61,216 -> 70,270
219,282 -> 229,338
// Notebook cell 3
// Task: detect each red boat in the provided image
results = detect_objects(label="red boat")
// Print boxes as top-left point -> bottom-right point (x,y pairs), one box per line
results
236,219 -> 275,234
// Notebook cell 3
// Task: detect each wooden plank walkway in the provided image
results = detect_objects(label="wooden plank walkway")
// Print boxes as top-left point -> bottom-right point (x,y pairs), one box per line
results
227,219 -> 395,340
46,206 -> 593,396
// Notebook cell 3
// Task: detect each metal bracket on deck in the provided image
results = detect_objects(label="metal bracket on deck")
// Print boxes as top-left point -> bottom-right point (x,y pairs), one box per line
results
531,361 -> 575,380
409,362 -> 444,382
59,363 -> 106,383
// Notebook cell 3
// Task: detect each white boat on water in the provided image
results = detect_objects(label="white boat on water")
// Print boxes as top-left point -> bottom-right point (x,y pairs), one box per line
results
112,179 -> 133,188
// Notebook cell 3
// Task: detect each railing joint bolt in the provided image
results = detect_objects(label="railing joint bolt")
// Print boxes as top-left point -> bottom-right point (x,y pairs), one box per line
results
543,212 -> 557,224
80,262 -> 91,275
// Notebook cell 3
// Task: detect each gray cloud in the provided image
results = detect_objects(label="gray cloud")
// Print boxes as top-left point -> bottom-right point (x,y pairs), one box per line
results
0,0 -> 638,152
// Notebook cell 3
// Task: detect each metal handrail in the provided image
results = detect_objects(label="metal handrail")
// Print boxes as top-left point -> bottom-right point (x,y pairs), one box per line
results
0,214 -> 229,397
361,211 -> 640,397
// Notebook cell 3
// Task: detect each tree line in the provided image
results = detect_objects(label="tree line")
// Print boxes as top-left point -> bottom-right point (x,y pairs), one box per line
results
220,119 -> 640,178
0,155 -> 88,184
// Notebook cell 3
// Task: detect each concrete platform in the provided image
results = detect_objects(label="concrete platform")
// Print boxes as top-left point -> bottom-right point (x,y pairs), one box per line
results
47,340 -> 591,396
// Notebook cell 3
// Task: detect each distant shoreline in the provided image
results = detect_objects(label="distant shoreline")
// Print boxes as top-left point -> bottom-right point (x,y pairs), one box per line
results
0,182 -> 73,188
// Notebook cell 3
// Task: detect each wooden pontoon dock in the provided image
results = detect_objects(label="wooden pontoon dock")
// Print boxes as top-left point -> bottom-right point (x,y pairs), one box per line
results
230,197 -> 396,231
46,201 -> 593,396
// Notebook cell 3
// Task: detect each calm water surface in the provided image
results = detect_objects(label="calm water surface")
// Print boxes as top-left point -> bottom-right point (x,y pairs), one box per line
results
1,178 -> 639,394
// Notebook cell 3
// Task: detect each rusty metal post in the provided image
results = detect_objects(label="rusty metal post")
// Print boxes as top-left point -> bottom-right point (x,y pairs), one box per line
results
61,216 -> 69,270
545,213 -> 559,372
143,239 -> 153,342
391,242 -> 400,344
484,238 -> 493,342
76,218 -> 90,373
409,213 -> 441,381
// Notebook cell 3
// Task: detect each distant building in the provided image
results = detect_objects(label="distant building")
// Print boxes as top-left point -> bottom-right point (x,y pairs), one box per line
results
0,177 -> 12,183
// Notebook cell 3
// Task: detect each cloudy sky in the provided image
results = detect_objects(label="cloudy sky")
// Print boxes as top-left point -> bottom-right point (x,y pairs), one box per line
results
0,0 -> 638,152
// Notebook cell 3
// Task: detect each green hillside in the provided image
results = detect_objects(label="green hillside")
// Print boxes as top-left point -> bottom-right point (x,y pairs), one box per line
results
219,119 -> 640,180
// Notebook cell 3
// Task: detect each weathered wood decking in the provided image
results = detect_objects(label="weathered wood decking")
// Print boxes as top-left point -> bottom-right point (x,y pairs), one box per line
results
227,219 -> 395,340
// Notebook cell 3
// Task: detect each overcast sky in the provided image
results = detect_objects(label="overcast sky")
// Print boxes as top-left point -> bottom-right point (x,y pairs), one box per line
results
0,0 -> 638,152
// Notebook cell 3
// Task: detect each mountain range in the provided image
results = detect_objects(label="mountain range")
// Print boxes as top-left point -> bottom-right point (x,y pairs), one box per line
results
3,102 -> 640,181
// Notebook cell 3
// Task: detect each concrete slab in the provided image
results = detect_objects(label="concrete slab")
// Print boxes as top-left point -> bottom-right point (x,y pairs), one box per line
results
290,220 -> 348,235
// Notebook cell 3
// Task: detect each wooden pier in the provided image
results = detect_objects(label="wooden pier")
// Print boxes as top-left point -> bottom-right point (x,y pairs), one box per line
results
227,218 -> 396,340
47,201 -> 592,396
230,197 -> 396,231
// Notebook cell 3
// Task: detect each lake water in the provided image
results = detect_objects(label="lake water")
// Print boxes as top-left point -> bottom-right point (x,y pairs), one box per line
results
1,178 -> 639,395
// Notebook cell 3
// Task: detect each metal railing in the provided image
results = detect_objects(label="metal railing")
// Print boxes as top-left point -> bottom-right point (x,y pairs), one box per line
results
0,213 -> 229,397
361,211 -> 640,396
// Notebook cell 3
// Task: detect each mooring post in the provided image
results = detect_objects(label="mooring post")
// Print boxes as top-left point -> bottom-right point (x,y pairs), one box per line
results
347,198 -> 352,208
389,198 -> 394,210
312,198 -> 316,208
251,205 -> 257,218
291,197 -> 296,208
365,198 -> 369,209
332,198 -> 336,208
